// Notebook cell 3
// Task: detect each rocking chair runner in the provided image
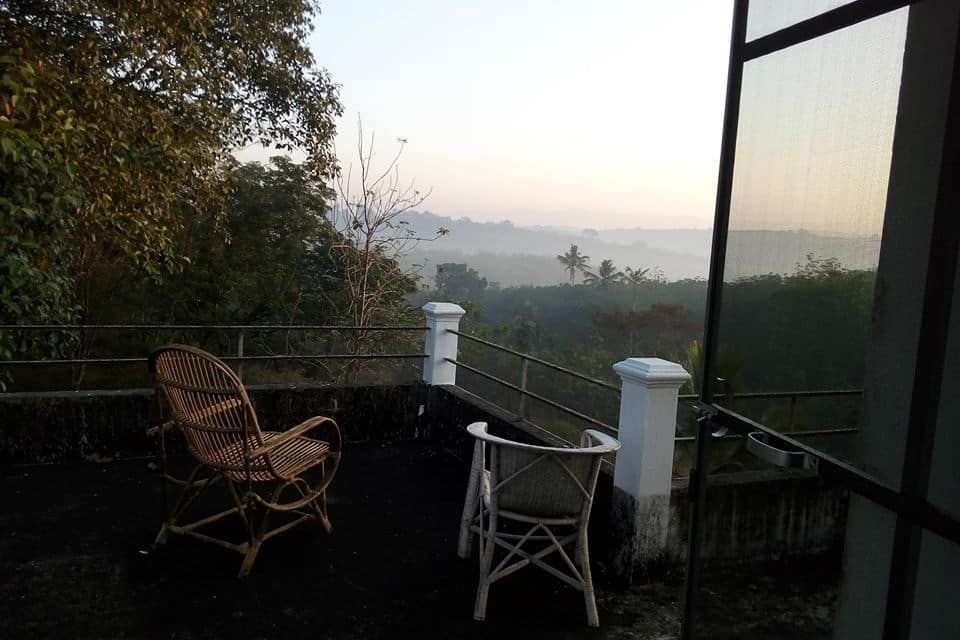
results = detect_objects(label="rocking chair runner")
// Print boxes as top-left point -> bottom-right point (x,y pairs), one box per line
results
149,345 -> 341,577
457,422 -> 620,627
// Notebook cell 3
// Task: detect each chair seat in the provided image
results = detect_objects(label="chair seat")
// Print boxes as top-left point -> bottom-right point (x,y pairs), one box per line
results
220,432 -> 331,481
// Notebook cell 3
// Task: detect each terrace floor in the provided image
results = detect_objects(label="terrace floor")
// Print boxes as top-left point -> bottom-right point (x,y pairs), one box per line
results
0,442 -> 837,639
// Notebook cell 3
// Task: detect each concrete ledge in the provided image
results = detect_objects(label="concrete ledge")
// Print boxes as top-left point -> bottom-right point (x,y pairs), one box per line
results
0,383 -> 429,464
667,469 -> 848,567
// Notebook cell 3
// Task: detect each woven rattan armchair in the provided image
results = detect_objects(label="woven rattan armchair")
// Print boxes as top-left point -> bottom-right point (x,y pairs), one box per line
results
457,422 -> 620,627
149,345 -> 341,577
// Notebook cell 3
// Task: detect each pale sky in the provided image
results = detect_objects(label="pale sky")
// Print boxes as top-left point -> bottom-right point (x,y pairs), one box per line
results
239,1 -> 735,230
237,2 -> 907,237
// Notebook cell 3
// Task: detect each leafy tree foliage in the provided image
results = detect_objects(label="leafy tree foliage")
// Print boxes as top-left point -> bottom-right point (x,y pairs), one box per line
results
0,56 -> 81,365
435,263 -> 488,299
110,158 -> 342,326
593,303 -> 698,359
15,158 -> 421,390
0,0 -> 342,334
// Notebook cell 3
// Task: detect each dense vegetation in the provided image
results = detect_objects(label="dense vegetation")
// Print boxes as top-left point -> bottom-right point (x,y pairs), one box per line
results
414,254 -> 874,457
1,2 -> 432,389
1,0 -> 341,362
3,157 -> 423,390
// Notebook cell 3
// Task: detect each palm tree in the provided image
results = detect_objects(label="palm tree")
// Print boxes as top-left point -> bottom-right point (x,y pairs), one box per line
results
583,259 -> 623,288
556,244 -> 591,284
623,266 -> 650,309
623,266 -> 650,286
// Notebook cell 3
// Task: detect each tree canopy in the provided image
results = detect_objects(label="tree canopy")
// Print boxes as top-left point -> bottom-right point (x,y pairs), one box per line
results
0,0 -> 342,349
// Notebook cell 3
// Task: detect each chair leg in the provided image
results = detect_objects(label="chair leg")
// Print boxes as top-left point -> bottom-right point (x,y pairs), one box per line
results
238,501 -> 270,578
311,490 -> 333,534
238,541 -> 262,578
474,511 -> 496,622
153,522 -> 169,547
458,441 -> 483,559
154,464 -> 209,548
577,525 -> 599,628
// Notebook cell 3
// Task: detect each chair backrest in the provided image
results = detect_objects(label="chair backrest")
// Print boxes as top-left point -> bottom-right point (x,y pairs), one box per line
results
468,423 -> 621,520
150,345 -> 263,475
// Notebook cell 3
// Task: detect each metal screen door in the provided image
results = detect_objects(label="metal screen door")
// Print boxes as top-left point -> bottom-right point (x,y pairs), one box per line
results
681,1 -> 960,638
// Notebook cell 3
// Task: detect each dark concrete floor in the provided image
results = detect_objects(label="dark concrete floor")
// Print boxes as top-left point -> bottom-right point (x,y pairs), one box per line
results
0,442 -> 837,639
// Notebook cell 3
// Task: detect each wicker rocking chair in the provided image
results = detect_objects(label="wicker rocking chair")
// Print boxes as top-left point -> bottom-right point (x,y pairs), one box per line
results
457,422 -> 620,627
149,345 -> 342,577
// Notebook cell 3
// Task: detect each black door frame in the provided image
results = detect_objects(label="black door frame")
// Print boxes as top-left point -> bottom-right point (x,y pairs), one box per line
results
680,1 -> 960,637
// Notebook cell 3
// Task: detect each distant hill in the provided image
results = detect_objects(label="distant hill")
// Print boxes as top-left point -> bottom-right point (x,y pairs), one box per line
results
530,224 -> 714,257
401,212 -> 710,286
399,212 -> 882,287
723,230 -> 882,280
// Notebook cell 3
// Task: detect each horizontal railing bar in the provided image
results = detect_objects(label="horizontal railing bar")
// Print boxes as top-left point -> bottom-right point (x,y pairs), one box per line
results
0,381 -> 425,400
441,384 -> 579,449
224,354 -> 427,361
1,354 -> 428,366
678,389 -> 862,401
448,330 -> 621,393
451,330 -> 861,402
446,358 -> 618,434
0,324 -> 428,331
674,426 -> 858,443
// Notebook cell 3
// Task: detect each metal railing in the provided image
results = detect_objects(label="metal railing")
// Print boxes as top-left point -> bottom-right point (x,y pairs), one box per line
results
447,330 -> 622,439
446,357 -> 618,434
445,330 -> 863,445
448,330 -> 621,393
676,388 -> 863,441
0,324 -> 429,385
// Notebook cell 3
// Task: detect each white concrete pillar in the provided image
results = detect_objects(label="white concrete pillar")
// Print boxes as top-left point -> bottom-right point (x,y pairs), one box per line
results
610,357 -> 691,577
421,302 -> 466,386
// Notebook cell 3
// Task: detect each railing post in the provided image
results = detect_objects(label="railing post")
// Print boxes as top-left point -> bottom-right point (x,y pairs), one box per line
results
421,302 -> 466,385
236,331 -> 245,382
518,357 -> 529,419
609,357 -> 691,581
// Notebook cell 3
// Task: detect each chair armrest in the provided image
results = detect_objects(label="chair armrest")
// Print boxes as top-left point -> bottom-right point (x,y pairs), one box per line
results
246,416 -> 341,460
581,429 -> 621,453
467,421 -> 621,454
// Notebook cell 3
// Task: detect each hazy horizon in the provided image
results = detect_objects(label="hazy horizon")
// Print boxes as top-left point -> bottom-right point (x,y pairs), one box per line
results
236,1 -> 903,241
236,1 -> 733,230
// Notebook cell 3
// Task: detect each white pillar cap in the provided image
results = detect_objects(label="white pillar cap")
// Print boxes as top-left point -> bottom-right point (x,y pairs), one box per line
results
421,302 -> 466,318
613,357 -> 691,388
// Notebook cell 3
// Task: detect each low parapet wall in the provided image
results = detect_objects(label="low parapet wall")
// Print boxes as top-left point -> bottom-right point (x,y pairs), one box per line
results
609,468 -> 847,578
0,383 -> 429,464
665,470 -> 848,566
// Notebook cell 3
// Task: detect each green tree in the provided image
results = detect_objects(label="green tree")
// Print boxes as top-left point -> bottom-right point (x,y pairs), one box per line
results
65,158 -> 421,387
1,0 -> 343,327
583,258 -> 623,288
125,157 -> 341,325
556,244 -> 590,284
435,263 -> 488,299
